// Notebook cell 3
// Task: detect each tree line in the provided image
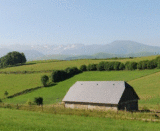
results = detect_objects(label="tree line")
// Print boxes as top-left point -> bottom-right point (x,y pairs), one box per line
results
41,67 -> 82,87
41,56 -> 160,87
80,56 -> 160,71
0,51 -> 27,68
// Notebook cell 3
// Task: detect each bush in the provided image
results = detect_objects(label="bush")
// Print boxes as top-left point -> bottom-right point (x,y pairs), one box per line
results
141,60 -> 148,69
113,62 -> 121,70
97,61 -> 105,71
125,61 -> 137,70
34,97 -> 43,105
72,67 -> 81,75
51,70 -> 63,82
0,99 -> 2,103
79,65 -> 87,71
130,62 -> 137,70
41,75 -> 49,87
65,67 -> 75,77
104,62 -> 115,71
157,59 -> 160,69
147,60 -> 157,69
125,61 -> 130,70
119,63 -> 125,70
87,64 -> 97,71
137,61 -> 143,70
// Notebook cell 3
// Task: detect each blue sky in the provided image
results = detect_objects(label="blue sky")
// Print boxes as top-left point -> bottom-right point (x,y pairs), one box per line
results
0,0 -> 160,46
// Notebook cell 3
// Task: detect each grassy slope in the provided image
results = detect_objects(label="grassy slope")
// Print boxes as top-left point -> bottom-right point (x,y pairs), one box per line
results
0,108 -> 160,131
4,69 -> 160,106
0,73 -> 50,98
128,71 -> 160,109
0,55 -> 158,72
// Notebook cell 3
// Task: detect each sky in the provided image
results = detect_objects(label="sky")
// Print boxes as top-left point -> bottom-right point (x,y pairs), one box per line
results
0,0 -> 160,46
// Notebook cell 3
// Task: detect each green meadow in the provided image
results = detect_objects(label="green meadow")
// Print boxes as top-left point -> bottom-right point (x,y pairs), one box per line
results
0,108 -> 160,131
0,55 -> 158,72
0,73 -> 50,98
1,56 -> 160,130
3,69 -> 160,109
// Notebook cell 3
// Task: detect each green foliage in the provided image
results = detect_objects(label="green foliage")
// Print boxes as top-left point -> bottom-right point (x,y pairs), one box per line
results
51,67 -> 80,82
34,97 -> 43,105
96,61 -> 105,71
147,60 -> 157,69
0,51 -> 26,68
157,60 -> 160,69
87,64 -> 97,71
51,70 -> 64,82
41,75 -> 49,87
119,63 -> 125,70
104,62 -> 115,71
0,99 -> 2,103
79,65 -> 87,71
125,61 -> 137,70
113,62 -> 121,70
141,60 -> 148,69
4,69 -> 160,105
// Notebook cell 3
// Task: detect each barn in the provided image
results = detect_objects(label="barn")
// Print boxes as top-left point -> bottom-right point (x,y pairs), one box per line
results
62,81 -> 139,111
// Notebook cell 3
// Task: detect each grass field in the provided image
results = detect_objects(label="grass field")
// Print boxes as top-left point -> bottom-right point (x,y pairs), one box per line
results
0,73 -> 50,98
0,108 -> 160,131
128,71 -> 160,109
1,56 -> 160,130
0,55 -> 158,72
3,69 -> 160,109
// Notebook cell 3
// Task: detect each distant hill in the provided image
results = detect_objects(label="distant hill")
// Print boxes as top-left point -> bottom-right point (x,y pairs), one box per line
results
1,40 -> 160,60
36,52 -> 157,60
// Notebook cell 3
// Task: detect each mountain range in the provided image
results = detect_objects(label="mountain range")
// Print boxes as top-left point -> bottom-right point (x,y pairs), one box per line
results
0,40 -> 160,61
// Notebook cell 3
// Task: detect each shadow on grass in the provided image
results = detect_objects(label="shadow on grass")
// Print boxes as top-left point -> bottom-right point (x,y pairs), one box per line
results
45,83 -> 57,88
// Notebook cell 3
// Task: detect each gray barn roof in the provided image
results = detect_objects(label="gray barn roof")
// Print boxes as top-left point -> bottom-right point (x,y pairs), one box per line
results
63,81 -> 131,105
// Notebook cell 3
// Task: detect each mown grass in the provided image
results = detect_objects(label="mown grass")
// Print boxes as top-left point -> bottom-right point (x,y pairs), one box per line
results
128,71 -> 160,109
0,108 -> 160,131
3,69 -> 160,105
0,55 -> 158,72
0,73 -> 50,99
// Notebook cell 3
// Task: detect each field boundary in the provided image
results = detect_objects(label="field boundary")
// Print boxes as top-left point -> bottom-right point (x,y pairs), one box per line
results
5,86 -> 43,99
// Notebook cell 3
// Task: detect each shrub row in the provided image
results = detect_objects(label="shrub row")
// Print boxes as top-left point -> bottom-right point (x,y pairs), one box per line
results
79,56 -> 160,71
51,67 -> 81,82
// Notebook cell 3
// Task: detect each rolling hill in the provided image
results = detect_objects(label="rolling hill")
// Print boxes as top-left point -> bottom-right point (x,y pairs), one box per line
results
1,40 -> 160,60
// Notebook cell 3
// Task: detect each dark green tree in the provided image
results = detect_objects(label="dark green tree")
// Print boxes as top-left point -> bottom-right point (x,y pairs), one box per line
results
51,70 -> 63,82
87,64 -> 97,71
119,63 -> 125,70
104,62 -> 115,71
79,65 -> 87,71
0,51 -> 27,68
34,97 -> 43,105
147,60 -> 157,69
97,61 -> 105,71
113,62 -> 121,70
41,75 -> 49,87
